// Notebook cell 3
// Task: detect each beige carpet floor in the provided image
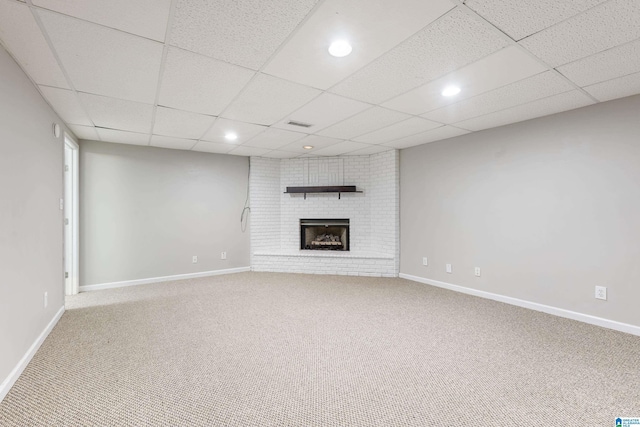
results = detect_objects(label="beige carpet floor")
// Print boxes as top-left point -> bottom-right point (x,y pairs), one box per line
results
1,272 -> 639,426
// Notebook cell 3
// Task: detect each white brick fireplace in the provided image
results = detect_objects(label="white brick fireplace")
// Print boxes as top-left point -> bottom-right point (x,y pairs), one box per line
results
249,150 -> 399,277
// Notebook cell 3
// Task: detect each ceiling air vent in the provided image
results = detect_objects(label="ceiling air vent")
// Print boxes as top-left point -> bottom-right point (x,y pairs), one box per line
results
287,120 -> 313,128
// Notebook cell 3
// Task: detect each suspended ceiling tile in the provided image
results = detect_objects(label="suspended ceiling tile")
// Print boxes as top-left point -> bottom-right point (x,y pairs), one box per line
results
68,124 -> 99,141
382,125 -> 470,149
557,39 -> 640,87
279,135 -> 342,153
39,86 -> 92,126
153,106 -> 216,140
259,150 -> 301,159
191,141 -> 235,155
227,146 -> 271,157
169,0 -> 318,70
424,71 -> 575,124
0,1 -> 68,88
96,128 -> 150,146
465,0 -> 607,41
518,0 -> 640,67
383,46 -> 546,115
242,128 -> 306,150
317,106 -> 410,140
158,48 -> 254,116
32,0 -> 172,42
78,93 -> 154,134
354,117 -> 441,144
150,135 -> 197,150
330,9 -> 508,104
201,118 -> 266,144
273,93 -> 370,134
38,10 -> 163,103
310,141 -> 373,156
346,144 -> 394,156
454,90 -> 595,132
583,71 -> 640,102
263,0 -> 454,89
222,73 -> 321,126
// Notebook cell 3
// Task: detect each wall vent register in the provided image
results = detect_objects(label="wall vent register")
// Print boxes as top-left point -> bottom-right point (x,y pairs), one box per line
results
300,219 -> 349,251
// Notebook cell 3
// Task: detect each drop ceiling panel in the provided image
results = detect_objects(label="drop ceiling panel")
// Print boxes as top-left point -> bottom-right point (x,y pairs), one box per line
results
201,118 -> 266,144
317,107 -> 410,140
382,125 -> 470,149
557,39 -> 640,87
222,73 -> 321,125
465,0 -> 607,41
273,93 -> 370,134
191,141 -> 234,155
584,72 -> 640,102
97,128 -> 150,146
150,135 -> 197,150
424,71 -> 575,124
68,124 -> 99,141
79,93 -> 153,133
383,46 -> 547,115
259,150 -> 301,159
39,86 -> 92,126
227,146 -> 271,157
263,0 -> 454,89
32,0 -> 172,42
242,128 -> 306,150
330,9 -> 509,104
310,141 -> 372,156
279,135 -> 342,153
169,0 -> 319,70
153,106 -> 216,140
0,1 -> 68,88
455,90 -> 595,131
346,144 -> 394,156
518,0 -> 640,67
354,117 -> 441,144
158,48 -> 255,116
38,10 -> 163,103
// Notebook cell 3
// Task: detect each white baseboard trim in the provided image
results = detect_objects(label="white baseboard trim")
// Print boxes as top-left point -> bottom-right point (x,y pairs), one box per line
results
79,267 -> 251,292
0,305 -> 65,402
399,273 -> 640,337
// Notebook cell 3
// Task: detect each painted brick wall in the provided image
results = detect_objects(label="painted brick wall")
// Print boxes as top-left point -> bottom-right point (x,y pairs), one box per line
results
250,151 -> 399,276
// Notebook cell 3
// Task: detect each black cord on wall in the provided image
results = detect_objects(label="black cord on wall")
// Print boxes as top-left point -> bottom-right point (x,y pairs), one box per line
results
240,157 -> 251,232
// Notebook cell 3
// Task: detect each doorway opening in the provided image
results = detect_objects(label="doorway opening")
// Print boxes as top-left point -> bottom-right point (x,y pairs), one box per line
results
64,134 -> 79,295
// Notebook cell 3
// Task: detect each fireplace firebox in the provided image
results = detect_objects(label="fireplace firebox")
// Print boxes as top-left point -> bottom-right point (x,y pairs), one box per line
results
300,219 -> 349,251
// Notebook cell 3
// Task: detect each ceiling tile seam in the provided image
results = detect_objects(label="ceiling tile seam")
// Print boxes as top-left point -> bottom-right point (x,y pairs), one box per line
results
419,70 -> 551,117
323,6 -> 459,96
25,2 -> 168,44
581,70 -> 640,94
191,0 -> 331,144
512,0 -> 617,42
449,88 -> 582,127
554,35 -> 640,82
355,118 -> 444,144
26,0 -> 100,140
449,0 -> 600,104
148,0 -> 178,147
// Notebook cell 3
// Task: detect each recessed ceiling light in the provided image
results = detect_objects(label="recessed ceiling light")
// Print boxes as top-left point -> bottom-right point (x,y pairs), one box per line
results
303,145 -> 314,150
225,132 -> 238,141
442,85 -> 461,97
328,40 -> 352,57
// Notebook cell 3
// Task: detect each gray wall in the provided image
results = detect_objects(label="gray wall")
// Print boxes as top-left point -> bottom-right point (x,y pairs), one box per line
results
0,46 -> 67,387
400,94 -> 640,327
80,141 -> 250,286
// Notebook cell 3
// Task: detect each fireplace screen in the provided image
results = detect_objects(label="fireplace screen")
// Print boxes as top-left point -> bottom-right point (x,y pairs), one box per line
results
300,219 -> 349,251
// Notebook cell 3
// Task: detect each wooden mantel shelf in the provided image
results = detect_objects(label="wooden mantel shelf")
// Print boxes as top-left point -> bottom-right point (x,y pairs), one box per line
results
284,185 -> 362,199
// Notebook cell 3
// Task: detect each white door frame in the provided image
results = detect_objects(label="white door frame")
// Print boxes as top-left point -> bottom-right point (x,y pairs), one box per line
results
64,134 -> 79,295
